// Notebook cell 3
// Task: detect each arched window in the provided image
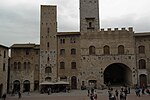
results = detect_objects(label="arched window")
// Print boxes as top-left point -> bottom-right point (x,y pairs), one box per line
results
89,46 -> 95,55
104,45 -> 110,54
45,67 -> 52,73
139,59 -> 146,69
60,49 -> 65,55
71,62 -> 76,69
71,49 -> 76,55
18,62 -> 21,70
118,45 -> 124,54
60,62 -> 65,69
45,77 -> 51,82
28,62 -> 30,69
139,45 -> 145,54
24,62 -> 27,69
14,62 -> 17,70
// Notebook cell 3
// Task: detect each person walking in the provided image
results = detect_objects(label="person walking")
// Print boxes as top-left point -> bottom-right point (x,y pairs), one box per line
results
2,93 -> 6,100
88,89 -> 90,96
115,89 -> 119,99
94,90 -> 97,100
90,93 -> 94,100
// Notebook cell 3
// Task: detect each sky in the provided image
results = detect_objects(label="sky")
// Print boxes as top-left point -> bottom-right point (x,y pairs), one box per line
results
0,0 -> 150,47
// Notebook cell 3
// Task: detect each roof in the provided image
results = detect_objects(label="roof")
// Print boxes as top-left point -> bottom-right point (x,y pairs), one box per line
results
0,44 -> 9,49
134,32 -> 150,37
10,43 -> 39,49
57,32 -> 80,36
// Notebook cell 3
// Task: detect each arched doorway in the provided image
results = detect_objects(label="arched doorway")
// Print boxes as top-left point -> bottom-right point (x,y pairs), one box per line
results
104,63 -> 132,86
13,80 -> 20,92
0,84 -> 3,98
71,76 -> 77,89
139,74 -> 147,87
34,80 -> 39,91
23,80 -> 30,92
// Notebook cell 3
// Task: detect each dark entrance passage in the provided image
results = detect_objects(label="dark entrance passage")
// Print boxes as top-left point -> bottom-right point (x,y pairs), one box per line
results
140,74 -> 147,87
13,80 -> 20,92
104,63 -> 132,86
23,80 -> 30,92
71,76 -> 77,89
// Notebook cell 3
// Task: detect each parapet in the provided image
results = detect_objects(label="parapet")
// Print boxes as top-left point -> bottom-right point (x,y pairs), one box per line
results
100,27 -> 133,32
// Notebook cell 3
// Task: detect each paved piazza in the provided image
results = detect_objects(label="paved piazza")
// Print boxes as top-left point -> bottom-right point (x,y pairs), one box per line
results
6,89 -> 150,100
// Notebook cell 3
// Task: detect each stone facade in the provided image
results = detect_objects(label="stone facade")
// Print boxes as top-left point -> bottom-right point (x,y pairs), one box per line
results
7,0 -> 150,92
9,44 -> 40,92
39,0 -> 150,89
0,45 -> 9,97
135,33 -> 150,87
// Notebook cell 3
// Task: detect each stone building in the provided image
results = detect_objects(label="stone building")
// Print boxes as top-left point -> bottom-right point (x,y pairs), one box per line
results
0,44 -> 9,97
40,0 -> 150,89
9,0 -> 150,92
9,44 -> 40,92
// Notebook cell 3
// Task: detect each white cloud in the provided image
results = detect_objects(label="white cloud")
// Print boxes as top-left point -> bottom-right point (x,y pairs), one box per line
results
0,0 -> 150,46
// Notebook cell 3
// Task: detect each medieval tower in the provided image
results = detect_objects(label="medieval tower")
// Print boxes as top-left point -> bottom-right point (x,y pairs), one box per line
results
40,5 -> 57,83
80,0 -> 100,32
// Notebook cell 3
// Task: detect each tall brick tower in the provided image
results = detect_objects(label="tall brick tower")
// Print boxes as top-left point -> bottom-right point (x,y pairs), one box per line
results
80,0 -> 100,32
40,5 -> 57,83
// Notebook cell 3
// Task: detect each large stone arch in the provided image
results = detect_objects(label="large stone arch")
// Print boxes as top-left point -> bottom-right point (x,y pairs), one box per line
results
104,63 -> 132,86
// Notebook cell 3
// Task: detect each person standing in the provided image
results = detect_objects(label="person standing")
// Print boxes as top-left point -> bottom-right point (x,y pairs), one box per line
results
18,91 -> 21,99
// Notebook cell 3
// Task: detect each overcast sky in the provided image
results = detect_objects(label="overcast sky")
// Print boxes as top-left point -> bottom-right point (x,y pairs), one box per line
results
0,0 -> 150,47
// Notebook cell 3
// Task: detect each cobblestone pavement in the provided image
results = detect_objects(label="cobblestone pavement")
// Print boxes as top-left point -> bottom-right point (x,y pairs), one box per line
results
6,89 -> 150,100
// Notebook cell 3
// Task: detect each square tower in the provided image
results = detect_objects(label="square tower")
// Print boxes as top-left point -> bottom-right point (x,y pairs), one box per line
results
80,0 -> 100,32
40,5 -> 57,83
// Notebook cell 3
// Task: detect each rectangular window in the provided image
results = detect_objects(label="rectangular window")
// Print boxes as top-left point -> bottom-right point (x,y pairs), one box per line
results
70,37 -> 76,43
47,42 -> 49,48
47,27 -> 50,33
35,50 -> 38,55
3,63 -> 5,71
26,49 -> 29,55
60,62 -> 65,69
4,51 -> 6,58
71,62 -> 76,69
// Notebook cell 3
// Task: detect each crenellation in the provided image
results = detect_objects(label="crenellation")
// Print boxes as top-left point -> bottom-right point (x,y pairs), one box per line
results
121,27 -> 126,31
107,28 -> 111,31
114,28 -> 118,31
128,27 -> 133,32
